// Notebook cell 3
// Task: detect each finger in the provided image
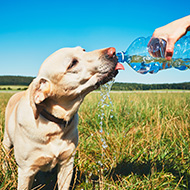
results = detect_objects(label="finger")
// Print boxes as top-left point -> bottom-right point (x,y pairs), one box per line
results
165,40 -> 175,60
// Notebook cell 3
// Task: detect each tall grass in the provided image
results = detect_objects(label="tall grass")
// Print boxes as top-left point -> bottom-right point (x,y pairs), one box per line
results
0,92 -> 189,189
0,93 -> 17,189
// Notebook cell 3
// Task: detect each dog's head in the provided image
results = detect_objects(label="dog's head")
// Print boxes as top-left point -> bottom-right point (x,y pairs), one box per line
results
30,47 -> 124,120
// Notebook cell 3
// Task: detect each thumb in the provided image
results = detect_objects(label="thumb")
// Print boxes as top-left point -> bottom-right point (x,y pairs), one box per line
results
165,39 -> 175,60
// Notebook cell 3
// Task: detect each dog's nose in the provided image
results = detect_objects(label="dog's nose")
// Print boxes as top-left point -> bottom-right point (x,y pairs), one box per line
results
107,47 -> 116,58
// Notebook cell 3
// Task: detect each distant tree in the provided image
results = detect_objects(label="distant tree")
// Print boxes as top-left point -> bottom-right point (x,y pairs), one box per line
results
111,82 -> 190,91
0,76 -> 34,85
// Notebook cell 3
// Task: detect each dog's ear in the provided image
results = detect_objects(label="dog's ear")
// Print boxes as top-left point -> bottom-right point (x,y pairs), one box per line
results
30,77 -> 52,119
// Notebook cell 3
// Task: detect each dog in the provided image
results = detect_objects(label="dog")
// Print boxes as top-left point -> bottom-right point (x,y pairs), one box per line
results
3,46 -> 124,189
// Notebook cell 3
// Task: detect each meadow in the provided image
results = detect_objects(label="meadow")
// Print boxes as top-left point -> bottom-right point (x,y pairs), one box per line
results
0,91 -> 189,189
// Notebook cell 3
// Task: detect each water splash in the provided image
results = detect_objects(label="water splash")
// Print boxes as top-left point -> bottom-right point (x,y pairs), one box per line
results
94,78 -> 115,185
98,78 -> 115,133
97,78 -> 115,153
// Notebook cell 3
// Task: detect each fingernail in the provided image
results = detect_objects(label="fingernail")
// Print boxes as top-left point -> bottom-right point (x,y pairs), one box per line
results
166,52 -> 173,57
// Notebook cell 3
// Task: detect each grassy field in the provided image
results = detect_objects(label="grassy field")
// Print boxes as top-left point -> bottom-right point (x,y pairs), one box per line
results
0,91 -> 189,189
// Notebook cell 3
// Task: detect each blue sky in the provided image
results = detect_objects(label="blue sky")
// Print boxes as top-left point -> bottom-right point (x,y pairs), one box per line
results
0,0 -> 189,84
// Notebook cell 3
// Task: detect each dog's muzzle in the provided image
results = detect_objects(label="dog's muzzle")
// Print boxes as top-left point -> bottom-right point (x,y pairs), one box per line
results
95,47 -> 124,87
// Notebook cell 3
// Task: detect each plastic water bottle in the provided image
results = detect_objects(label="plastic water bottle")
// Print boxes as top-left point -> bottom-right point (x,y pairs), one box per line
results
116,35 -> 190,74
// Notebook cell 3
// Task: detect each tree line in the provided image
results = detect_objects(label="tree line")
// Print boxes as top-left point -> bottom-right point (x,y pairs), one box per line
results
0,76 -> 34,86
112,82 -> 190,91
0,75 -> 189,90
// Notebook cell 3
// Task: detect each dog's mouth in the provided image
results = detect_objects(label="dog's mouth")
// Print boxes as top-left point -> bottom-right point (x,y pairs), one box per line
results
95,67 -> 118,87
94,48 -> 124,88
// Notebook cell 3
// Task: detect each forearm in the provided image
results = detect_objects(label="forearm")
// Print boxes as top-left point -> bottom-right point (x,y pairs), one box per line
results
152,15 -> 190,43
179,15 -> 190,32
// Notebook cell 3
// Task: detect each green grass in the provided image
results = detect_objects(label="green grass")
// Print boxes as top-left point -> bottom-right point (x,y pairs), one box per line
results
0,92 -> 190,189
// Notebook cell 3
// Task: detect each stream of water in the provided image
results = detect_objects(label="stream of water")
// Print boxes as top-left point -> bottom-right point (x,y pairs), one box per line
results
98,78 -> 115,135
97,78 -> 115,163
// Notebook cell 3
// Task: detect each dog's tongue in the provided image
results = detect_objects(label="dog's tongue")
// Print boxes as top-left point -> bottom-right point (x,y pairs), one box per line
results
115,62 -> 125,70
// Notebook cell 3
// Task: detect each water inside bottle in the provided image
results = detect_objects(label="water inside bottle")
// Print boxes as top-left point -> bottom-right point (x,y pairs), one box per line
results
128,55 -> 189,74
117,52 -> 189,74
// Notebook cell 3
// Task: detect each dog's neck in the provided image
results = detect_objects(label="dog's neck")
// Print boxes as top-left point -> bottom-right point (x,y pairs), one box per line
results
40,108 -> 75,126
39,96 -> 83,122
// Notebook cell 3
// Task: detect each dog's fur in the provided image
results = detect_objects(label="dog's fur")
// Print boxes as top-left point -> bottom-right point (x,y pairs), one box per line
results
3,46 -> 118,189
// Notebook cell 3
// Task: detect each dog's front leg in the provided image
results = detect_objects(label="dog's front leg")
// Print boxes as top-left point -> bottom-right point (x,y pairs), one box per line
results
17,167 -> 36,190
57,156 -> 74,190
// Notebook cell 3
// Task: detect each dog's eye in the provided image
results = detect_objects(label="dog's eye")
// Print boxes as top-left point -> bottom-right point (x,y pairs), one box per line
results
68,59 -> 78,70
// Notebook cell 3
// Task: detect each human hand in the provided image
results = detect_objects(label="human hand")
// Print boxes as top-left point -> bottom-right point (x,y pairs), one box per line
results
149,15 -> 190,60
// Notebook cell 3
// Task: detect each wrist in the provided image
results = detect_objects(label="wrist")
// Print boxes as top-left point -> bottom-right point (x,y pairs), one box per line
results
184,15 -> 190,31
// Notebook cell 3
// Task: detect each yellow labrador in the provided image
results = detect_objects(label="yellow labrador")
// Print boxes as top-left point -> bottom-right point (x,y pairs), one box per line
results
3,46 -> 123,189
